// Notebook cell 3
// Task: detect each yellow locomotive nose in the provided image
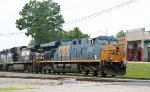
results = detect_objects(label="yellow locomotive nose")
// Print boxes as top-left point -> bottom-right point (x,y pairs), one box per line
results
100,44 -> 126,76
101,44 -> 125,62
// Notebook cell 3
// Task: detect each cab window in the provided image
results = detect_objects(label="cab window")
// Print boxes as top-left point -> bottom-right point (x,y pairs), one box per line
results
73,41 -> 77,45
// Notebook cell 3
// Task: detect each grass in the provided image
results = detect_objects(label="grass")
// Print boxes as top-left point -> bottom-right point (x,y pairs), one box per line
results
0,87 -> 24,91
0,85 -> 33,91
124,62 -> 150,79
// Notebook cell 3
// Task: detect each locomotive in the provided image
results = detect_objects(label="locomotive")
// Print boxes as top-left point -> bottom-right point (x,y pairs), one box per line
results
0,36 -> 126,76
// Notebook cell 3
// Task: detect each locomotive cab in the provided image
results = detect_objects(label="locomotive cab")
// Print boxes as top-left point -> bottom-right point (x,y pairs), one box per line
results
34,49 -> 44,61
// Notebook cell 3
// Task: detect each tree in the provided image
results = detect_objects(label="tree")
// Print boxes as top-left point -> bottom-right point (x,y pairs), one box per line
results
67,27 -> 89,40
16,0 -> 65,44
54,30 -> 68,41
28,39 -> 35,46
115,30 -> 125,38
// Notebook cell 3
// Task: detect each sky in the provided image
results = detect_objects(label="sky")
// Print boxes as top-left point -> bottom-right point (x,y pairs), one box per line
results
0,0 -> 150,50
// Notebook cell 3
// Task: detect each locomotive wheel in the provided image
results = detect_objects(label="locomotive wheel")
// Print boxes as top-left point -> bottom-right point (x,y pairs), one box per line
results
62,72 -> 66,74
48,69 -> 51,74
45,69 -> 49,74
111,75 -> 116,77
43,69 -> 46,74
35,70 -> 39,73
92,70 -> 98,76
30,69 -> 33,73
51,69 -> 55,74
28,69 -> 30,73
101,72 -> 107,77
29,69 -> 32,73
101,65 -> 107,77
40,70 -> 42,73
84,70 -> 89,76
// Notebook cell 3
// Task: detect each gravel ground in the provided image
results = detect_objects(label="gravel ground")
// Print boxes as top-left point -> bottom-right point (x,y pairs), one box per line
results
0,72 -> 150,92
0,78 -> 150,92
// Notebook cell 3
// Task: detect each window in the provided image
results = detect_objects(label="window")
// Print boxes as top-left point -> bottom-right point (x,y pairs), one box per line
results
110,41 -> 118,44
90,39 -> 95,45
79,40 -> 81,44
7,53 -> 12,58
22,51 -> 30,56
97,39 -> 108,44
1,54 -> 6,59
91,40 -> 94,44
73,41 -> 77,45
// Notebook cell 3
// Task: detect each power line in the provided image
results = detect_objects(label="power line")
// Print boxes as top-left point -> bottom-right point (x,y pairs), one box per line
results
0,0 -> 138,35
63,0 -> 138,26
0,32 -> 25,36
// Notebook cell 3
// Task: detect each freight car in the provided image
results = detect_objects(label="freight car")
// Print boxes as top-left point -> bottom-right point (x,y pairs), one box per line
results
0,36 -> 126,76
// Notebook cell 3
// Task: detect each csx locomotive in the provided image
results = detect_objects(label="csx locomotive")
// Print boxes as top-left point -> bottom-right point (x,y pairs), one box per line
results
0,36 -> 126,76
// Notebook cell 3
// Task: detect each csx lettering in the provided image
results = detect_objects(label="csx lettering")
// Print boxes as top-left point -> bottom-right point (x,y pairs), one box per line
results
58,46 -> 70,56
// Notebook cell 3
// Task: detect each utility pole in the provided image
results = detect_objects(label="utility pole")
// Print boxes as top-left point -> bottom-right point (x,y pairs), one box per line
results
97,28 -> 108,36
106,28 -> 107,36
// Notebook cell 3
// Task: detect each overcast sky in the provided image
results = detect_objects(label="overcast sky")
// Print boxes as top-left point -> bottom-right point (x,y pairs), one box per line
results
0,0 -> 150,50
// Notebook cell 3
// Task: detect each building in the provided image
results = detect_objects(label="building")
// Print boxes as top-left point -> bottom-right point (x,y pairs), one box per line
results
118,36 -> 126,60
118,36 -> 126,48
125,28 -> 150,61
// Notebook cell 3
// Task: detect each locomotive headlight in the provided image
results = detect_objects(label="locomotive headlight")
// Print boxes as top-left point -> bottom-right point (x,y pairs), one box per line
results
109,57 -> 112,60
113,46 -> 115,50
121,58 -> 124,61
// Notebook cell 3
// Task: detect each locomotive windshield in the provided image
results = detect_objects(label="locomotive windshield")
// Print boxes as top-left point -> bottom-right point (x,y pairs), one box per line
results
22,50 -> 30,56
97,39 -> 108,45
7,52 -> 12,59
0,54 -> 6,60
22,50 -> 30,61
109,40 -> 118,44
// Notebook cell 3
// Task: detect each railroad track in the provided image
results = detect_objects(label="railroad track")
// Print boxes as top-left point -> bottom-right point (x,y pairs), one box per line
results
0,71 -> 149,83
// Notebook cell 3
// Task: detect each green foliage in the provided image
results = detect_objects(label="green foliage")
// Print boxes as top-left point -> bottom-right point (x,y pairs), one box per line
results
67,27 -> 89,41
51,30 -> 67,41
28,39 -> 35,46
115,30 -> 125,38
16,0 -> 64,44
27,27 -> 88,46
